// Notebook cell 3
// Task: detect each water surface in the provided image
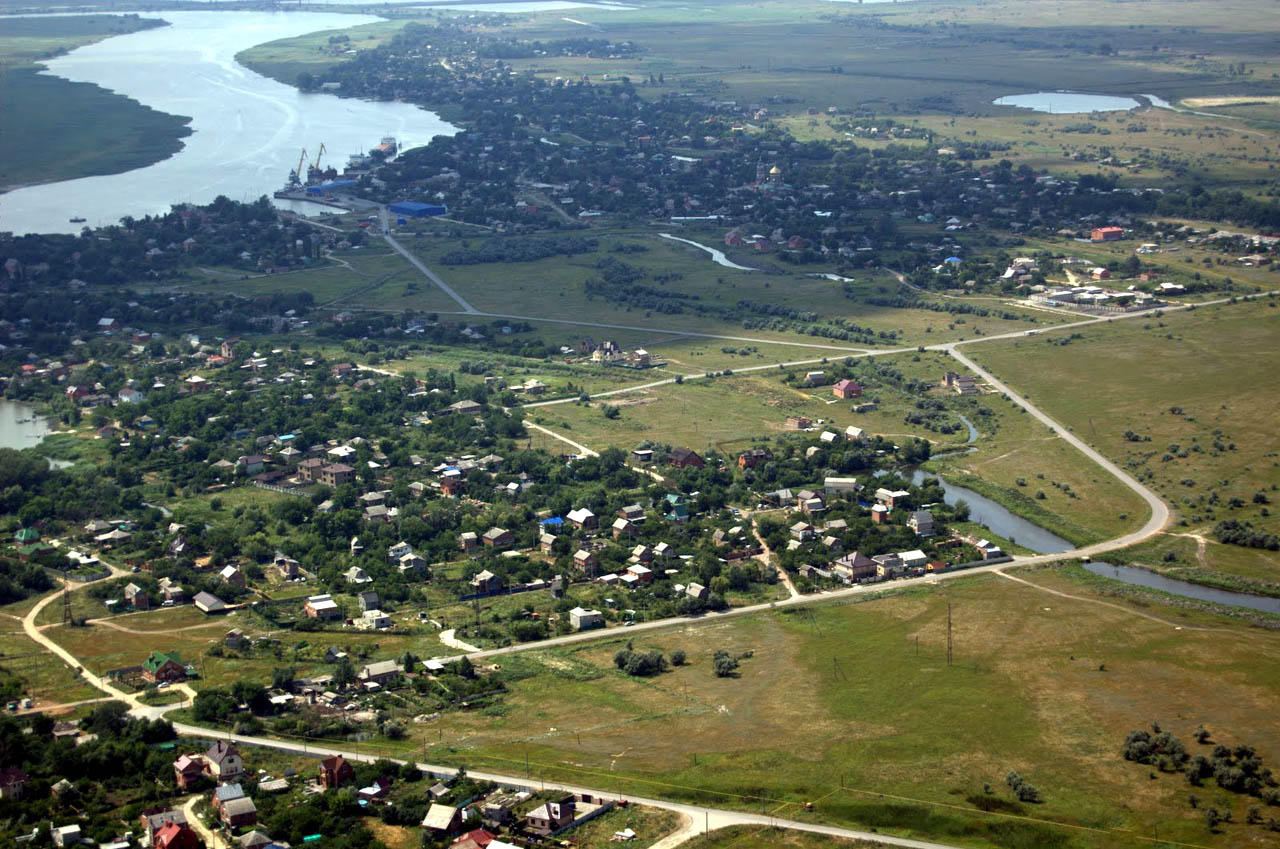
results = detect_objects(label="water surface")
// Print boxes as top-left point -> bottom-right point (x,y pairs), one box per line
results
993,92 -> 1140,113
1084,562 -> 1280,614
0,399 -> 52,451
910,470 -> 1072,554
0,11 -> 458,235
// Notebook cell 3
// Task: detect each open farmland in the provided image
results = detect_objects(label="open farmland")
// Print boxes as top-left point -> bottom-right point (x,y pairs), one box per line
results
379,568 -> 1280,849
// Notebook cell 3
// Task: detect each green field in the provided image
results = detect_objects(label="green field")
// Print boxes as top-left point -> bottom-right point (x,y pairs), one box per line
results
0,15 -> 192,191
680,827 -> 882,849
973,298 -> 1280,580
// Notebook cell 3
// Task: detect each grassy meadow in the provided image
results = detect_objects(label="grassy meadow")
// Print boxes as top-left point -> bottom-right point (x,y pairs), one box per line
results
972,298 -> 1280,573
373,567 -> 1280,849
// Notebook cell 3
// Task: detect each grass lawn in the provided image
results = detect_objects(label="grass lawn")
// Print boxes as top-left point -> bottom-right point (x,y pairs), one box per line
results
560,804 -> 681,849
0,623 -> 103,706
972,298 -> 1280,548
391,567 -> 1280,849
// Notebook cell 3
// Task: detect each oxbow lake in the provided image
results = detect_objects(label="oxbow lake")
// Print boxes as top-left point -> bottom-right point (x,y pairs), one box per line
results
992,92 -> 1141,113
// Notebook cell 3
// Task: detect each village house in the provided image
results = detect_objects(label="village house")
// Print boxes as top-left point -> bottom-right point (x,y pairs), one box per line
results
154,822 -> 199,849
356,590 -> 381,612
611,518 -> 636,539
785,415 -> 813,430
832,379 -> 863,399
125,582 -> 149,610
318,754 -> 355,789
941,371 -> 979,395
141,808 -> 187,844
737,448 -> 772,470
844,425 -> 865,442
142,651 -> 186,685
172,758 -> 204,788
204,741 -> 244,783
667,447 -> 705,468
908,510 -> 936,537
832,552 -> 877,583
193,591 -> 227,614
685,582 -> 709,601
422,804 -> 464,836
567,507 -> 597,530
319,463 -> 355,487
359,660 -> 402,686
874,488 -> 911,510
525,795 -> 576,836
458,531 -> 479,552
482,527 -> 514,549
304,594 -> 341,620
540,532 -> 558,554
569,606 -> 605,631
470,570 -> 502,595
572,549 -> 599,575
804,371 -> 826,387
0,767 -> 28,800
790,521 -> 814,540
219,565 -> 246,588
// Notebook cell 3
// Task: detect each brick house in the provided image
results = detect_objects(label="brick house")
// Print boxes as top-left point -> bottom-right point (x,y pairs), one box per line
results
668,447 -> 704,468
319,755 -> 355,789
155,822 -> 199,849
832,379 -> 863,399
173,755 -> 204,790
142,651 -> 186,684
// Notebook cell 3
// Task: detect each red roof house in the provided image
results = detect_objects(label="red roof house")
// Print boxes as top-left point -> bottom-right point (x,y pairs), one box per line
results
319,754 -> 355,789
155,822 -> 199,849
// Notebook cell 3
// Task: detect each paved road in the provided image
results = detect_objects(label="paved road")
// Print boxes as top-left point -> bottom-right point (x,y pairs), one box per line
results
379,208 -> 479,315
165,721 -> 964,849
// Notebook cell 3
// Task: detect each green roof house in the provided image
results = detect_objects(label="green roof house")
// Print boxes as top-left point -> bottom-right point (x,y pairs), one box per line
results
14,528 -> 39,544
142,650 -> 187,684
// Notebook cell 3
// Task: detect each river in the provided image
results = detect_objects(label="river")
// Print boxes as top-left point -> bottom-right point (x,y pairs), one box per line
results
910,470 -> 1073,554
1084,562 -> 1280,615
658,233 -> 757,271
0,11 -> 459,235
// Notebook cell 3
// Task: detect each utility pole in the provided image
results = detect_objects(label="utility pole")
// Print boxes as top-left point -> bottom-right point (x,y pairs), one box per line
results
946,602 -> 953,666
62,589 -> 72,625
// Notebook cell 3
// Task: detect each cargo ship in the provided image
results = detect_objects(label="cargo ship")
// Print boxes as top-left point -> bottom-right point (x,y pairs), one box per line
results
376,136 -> 397,156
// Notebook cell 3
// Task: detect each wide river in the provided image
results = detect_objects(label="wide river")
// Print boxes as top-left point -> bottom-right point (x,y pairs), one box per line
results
0,10 -> 460,235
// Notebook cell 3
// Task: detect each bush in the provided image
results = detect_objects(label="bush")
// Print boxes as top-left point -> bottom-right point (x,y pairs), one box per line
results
670,648 -> 686,666
712,650 -> 739,678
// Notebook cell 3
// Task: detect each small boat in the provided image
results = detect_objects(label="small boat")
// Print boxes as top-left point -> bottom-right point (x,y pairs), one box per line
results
69,216 -> 86,223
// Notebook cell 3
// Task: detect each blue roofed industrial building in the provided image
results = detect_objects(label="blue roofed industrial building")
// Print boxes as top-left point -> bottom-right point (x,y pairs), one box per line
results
389,201 -> 447,218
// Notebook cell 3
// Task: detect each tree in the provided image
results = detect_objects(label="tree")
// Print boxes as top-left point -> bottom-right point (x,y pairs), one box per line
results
297,71 -> 316,91
333,657 -> 357,688
670,648 -> 686,666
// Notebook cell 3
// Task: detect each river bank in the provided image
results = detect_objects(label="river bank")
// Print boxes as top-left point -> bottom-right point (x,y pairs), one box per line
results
0,14 -> 189,193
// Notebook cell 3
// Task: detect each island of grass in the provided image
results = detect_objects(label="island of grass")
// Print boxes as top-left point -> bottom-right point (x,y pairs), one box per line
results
0,15 -> 191,192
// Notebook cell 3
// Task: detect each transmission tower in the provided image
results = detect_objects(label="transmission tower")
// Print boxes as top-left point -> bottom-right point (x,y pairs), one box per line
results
946,602 -> 953,666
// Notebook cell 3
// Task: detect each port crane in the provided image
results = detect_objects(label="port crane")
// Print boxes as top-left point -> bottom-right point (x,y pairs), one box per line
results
289,147 -> 309,185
